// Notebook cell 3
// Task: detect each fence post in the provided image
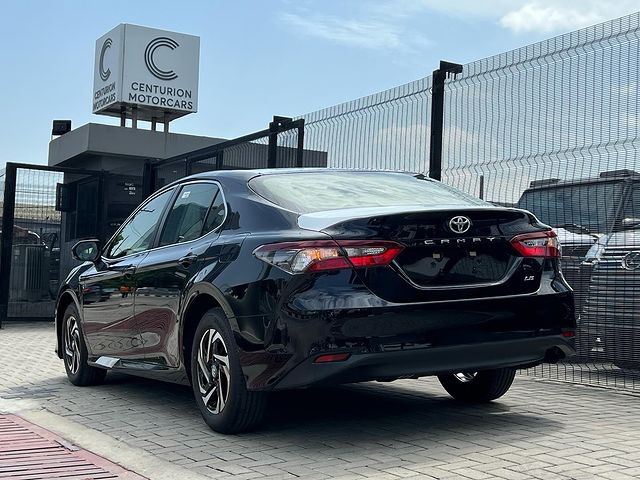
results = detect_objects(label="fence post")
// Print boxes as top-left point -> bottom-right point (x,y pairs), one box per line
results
268,116 -> 294,169
296,119 -> 305,168
142,159 -> 155,198
0,164 -> 18,327
429,61 -> 463,181
268,119 -> 279,168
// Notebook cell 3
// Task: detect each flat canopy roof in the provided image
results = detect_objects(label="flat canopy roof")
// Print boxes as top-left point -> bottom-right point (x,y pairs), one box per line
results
48,123 -> 225,168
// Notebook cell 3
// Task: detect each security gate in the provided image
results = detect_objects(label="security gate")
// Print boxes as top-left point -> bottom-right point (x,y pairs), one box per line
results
0,117 -> 322,325
0,163 -> 107,323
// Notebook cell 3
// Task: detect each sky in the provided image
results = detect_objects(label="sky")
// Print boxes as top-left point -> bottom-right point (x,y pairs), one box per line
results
1,0 -> 640,167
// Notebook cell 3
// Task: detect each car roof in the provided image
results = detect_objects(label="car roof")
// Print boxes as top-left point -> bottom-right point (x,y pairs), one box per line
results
177,168 -> 420,183
523,171 -> 640,192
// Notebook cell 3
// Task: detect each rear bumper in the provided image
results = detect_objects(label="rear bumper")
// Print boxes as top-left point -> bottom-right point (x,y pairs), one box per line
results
234,269 -> 575,390
275,335 -> 575,390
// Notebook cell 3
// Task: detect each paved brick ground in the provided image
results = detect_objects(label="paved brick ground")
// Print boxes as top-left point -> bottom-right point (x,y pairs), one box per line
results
1,322 -> 639,479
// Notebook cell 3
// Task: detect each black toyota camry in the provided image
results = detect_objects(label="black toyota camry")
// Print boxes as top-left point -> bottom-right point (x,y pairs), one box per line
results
55,169 -> 575,433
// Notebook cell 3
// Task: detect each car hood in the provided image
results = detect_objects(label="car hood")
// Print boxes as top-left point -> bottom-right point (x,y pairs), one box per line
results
554,227 -> 599,246
602,228 -> 640,248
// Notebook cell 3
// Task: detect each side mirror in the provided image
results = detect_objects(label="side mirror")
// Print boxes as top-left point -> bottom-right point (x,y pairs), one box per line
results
71,239 -> 101,263
622,218 -> 640,230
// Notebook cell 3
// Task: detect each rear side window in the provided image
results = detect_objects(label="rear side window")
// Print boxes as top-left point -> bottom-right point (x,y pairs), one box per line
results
249,172 -> 486,214
159,183 -> 223,247
203,191 -> 226,233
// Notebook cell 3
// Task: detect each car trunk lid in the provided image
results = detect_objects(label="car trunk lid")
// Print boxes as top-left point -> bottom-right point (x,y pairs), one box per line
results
299,206 -> 548,303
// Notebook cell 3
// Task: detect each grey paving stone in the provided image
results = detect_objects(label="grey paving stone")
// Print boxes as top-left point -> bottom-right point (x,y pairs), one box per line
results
2,322 -> 640,480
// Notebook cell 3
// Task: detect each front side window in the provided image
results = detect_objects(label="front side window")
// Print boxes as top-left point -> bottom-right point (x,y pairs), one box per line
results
159,183 -> 222,247
106,189 -> 174,259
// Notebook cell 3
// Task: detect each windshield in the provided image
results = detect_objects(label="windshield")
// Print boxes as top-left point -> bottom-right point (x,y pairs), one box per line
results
517,181 -> 626,234
249,171 -> 487,214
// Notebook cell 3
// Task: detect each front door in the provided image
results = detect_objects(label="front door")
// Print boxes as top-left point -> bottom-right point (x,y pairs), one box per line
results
80,187 -> 176,360
134,181 -> 226,367
80,252 -> 146,359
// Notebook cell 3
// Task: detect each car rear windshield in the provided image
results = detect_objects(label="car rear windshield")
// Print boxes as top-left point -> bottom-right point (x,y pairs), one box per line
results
249,171 -> 486,214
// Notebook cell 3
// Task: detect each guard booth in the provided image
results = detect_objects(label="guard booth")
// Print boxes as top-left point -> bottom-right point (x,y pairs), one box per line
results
0,117 -> 327,325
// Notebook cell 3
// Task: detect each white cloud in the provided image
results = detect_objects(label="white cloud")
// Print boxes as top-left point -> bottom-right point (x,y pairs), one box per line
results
498,1 -> 640,34
279,11 -> 431,52
403,0 -> 516,20
281,1 -> 640,51
383,0 -> 640,34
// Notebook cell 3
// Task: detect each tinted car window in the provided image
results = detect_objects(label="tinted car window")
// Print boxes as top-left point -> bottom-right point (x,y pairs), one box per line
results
517,182 -> 625,233
202,190 -> 226,234
107,188 -> 174,259
159,183 -> 220,246
249,172 -> 486,214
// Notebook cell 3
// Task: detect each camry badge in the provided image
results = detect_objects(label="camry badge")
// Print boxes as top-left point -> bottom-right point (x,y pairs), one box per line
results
621,251 -> 640,271
449,215 -> 472,234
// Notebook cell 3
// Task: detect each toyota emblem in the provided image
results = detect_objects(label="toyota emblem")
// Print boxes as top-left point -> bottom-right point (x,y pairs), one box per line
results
621,251 -> 640,271
449,215 -> 472,234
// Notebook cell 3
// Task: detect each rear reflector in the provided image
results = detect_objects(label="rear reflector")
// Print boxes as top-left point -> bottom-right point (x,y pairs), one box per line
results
510,230 -> 561,258
314,353 -> 351,363
561,329 -> 575,338
253,240 -> 404,274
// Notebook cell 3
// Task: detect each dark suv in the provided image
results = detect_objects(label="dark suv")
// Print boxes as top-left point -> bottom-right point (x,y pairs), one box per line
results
516,169 -> 640,313
55,169 -> 575,433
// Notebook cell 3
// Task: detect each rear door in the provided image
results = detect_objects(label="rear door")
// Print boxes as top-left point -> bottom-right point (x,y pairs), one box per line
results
134,181 -> 226,367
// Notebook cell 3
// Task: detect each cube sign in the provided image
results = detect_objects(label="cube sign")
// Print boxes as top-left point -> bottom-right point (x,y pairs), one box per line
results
93,24 -> 200,121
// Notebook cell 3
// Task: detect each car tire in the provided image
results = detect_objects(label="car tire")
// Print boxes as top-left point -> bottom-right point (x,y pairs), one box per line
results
438,368 -> 516,403
190,308 -> 267,434
62,303 -> 107,386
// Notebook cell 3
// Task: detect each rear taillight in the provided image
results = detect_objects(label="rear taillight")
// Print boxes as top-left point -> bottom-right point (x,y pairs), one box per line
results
510,231 -> 561,258
253,240 -> 404,274
314,352 -> 351,363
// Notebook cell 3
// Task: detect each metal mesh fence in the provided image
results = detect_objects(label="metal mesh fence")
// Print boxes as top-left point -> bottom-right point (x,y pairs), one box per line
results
154,136 -> 273,188
154,126 -> 328,187
212,137 -> 270,170
298,13 -> 640,389
154,161 -> 189,189
302,78 -> 432,173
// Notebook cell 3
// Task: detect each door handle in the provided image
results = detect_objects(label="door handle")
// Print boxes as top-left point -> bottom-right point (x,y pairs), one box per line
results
178,253 -> 198,268
123,267 -> 136,279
